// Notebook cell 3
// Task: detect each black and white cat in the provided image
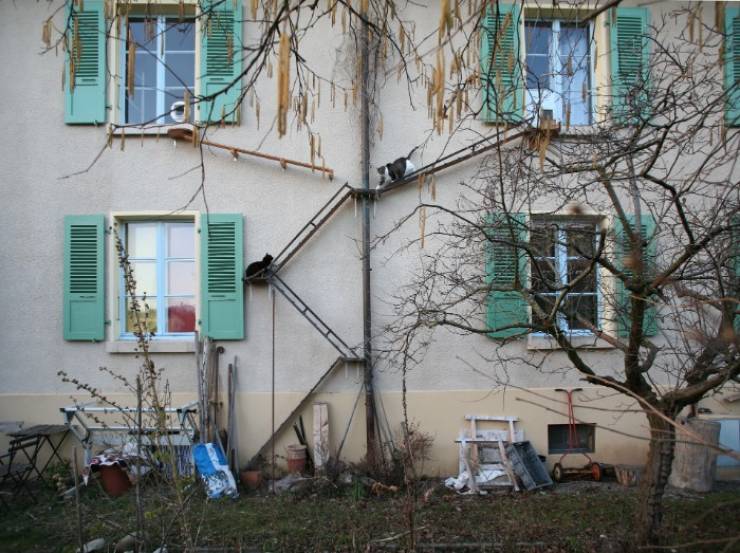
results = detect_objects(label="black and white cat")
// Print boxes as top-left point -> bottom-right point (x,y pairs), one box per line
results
376,146 -> 418,187
244,253 -> 274,281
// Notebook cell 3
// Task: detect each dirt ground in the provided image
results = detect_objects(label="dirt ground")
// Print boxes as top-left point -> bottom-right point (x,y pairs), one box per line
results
1,479 -> 739,553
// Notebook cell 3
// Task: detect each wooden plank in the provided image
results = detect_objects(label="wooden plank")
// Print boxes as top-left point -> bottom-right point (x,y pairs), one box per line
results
497,439 -> 519,492
313,403 -> 329,475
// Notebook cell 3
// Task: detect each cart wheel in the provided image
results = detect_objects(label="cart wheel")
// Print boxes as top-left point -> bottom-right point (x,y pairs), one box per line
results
552,463 -> 564,482
590,462 -> 603,482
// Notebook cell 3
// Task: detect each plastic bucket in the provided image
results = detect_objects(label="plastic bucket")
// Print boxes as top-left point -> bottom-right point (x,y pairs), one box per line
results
286,444 -> 307,473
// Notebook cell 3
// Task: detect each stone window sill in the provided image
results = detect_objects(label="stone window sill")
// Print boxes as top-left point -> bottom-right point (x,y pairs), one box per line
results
527,334 -> 615,350
106,340 -> 195,354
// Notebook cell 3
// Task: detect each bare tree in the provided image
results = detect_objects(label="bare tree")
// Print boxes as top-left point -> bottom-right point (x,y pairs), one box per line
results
380,3 -> 739,548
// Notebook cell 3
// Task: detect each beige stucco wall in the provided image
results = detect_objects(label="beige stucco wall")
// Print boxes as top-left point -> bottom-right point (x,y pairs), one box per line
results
0,0 -> 738,476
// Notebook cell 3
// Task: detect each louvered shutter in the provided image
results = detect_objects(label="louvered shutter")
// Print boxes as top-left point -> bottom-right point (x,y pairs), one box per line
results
200,214 -> 244,340
725,6 -> 740,126
199,0 -> 243,123
63,215 -> 105,341
614,214 -> 657,338
64,0 -> 106,124
609,7 -> 650,124
733,216 -> 740,333
480,2 -> 522,124
486,212 -> 529,339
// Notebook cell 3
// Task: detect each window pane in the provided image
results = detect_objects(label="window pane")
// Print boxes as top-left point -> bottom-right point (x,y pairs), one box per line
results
127,223 -> 157,258
531,224 -> 556,257
526,23 -> 550,90
567,226 -> 595,257
167,261 -> 195,295
126,298 -> 157,334
167,223 -> 194,258
559,25 -> 591,125
130,261 -> 157,296
533,295 -> 556,326
129,19 -> 157,48
567,259 -> 597,293
126,88 -> 157,124
526,55 -> 550,90
164,53 -> 195,87
563,295 -> 597,329
165,20 -> 195,51
532,259 -> 557,292
525,23 -> 550,54
167,298 -> 196,333
132,51 -> 157,88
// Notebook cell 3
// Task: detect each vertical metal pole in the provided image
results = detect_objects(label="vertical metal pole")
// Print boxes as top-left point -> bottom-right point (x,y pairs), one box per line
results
360,5 -> 377,469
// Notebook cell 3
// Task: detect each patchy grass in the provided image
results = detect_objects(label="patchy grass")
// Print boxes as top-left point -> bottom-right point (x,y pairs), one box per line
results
1,480 -> 738,552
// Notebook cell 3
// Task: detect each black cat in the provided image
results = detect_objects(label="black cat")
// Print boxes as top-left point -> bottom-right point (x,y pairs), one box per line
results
244,253 -> 274,281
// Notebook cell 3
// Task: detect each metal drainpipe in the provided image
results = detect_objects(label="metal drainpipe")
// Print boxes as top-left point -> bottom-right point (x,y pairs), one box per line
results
360,8 -> 377,469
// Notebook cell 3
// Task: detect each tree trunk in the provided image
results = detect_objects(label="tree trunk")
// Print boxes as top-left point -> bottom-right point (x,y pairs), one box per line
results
636,412 -> 676,547
669,417 -> 720,492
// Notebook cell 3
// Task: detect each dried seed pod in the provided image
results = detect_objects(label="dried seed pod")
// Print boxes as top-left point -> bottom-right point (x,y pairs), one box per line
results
184,89 -> 191,122
277,30 -> 291,137
42,18 -> 52,48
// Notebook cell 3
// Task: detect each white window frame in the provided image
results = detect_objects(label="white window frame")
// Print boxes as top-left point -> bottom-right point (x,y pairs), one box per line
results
108,212 -> 201,346
530,218 -> 602,336
108,1 -> 201,128
523,18 -> 596,127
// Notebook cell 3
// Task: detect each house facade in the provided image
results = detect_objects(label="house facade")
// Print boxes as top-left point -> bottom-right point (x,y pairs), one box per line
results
0,0 -> 738,477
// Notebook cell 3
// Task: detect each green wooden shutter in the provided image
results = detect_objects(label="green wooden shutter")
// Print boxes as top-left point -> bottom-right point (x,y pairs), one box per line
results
725,6 -> 740,126
200,214 -> 244,339
614,214 -> 657,337
64,0 -> 106,124
486,212 -> 528,338
63,215 -> 105,341
199,0 -> 243,123
733,216 -> 740,333
609,7 -> 650,123
480,2 -> 522,124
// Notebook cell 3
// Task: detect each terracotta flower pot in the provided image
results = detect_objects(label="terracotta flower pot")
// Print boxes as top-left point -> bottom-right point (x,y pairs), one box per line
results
99,465 -> 132,497
240,469 -> 262,490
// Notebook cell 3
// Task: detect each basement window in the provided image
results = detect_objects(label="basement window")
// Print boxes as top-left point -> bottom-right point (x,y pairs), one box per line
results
548,423 -> 595,454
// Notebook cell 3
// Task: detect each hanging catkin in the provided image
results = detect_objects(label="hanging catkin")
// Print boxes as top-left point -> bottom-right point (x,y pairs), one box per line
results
127,29 -> 136,98
431,176 -> 437,201
184,89 -> 191,121
419,207 -> 427,249
277,30 -> 290,137
256,98 -> 261,129
301,93 -> 308,125
42,18 -> 52,48
251,0 -> 258,20
378,113 -> 384,140
438,0 -> 450,44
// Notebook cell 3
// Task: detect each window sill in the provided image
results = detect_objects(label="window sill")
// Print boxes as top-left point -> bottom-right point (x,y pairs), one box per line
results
110,123 -> 195,137
106,340 -> 195,354
527,334 -> 615,350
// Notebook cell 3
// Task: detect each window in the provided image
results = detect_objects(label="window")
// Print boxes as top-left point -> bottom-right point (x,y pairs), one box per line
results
120,221 -> 196,337
64,1 -> 243,125
480,5 -> 651,126
548,423 -> 595,454
530,219 -> 599,333
525,20 -> 592,126
123,18 -> 195,125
